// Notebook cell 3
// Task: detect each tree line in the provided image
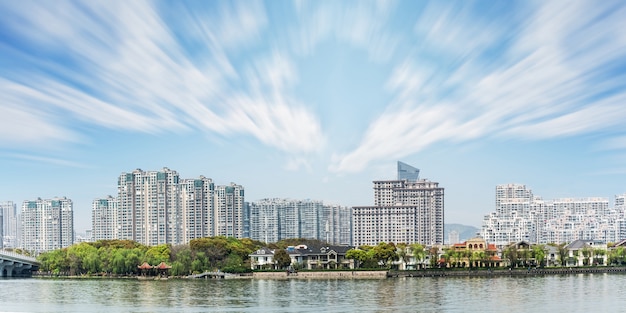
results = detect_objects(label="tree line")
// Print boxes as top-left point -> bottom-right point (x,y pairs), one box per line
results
36,237 -> 334,276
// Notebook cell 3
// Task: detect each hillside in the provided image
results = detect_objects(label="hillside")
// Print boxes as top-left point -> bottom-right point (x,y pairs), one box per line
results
444,224 -> 480,244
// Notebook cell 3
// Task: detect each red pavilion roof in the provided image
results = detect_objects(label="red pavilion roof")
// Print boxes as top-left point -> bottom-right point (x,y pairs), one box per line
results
154,261 -> 171,270
138,262 -> 153,270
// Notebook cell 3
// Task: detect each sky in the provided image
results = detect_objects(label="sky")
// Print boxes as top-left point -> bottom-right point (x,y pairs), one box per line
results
1,1 -> 626,234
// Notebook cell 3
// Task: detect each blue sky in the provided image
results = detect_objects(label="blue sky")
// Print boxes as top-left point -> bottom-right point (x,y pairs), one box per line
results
2,1 -> 626,233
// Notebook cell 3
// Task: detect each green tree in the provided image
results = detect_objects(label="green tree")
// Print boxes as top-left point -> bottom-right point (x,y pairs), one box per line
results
581,247 -> 592,266
170,261 -> 186,276
532,245 -> 546,267
370,242 -> 398,268
503,245 -> 519,268
429,246 -> 440,268
273,249 -> 291,270
346,249 -> 368,269
145,244 -> 170,265
593,248 -> 606,265
411,243 -> 426,269
557,243 -> 568,266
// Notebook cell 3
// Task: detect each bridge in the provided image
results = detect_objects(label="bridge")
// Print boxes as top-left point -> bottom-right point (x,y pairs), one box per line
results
0,250 -> 40,277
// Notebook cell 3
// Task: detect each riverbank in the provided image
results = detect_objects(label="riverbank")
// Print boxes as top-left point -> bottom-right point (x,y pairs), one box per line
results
389,266 -> 626,278
29,266 -> 626,280
252,270 -> 388,279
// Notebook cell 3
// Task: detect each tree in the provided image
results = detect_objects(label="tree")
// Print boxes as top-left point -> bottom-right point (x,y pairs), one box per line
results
145,244 -> 170,265
273,249 -> 291,270
429,246 -> 440,268
581,247 -> 592,266
371,242 -> 398,268
503,245 -> 518,268
411,244 -> 426,269
532,245 -> 546,267
557,243 -> 568,266
593,248 -> 606,265
346,249 -> 368,269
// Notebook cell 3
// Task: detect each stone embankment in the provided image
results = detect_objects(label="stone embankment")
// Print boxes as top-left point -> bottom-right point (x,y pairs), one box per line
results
389,267 -> 626,278
253,270 -> 388,279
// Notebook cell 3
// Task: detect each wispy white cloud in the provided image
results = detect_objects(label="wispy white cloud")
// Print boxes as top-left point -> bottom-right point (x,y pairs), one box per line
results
0,0 -> 324,157
1,152 -> 89,168
290,1 -> 399,62
331,0 -> 626,173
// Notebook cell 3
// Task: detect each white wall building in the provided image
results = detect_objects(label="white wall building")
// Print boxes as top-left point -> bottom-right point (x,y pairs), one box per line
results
92,196 -> 118,241
481,184 -> 620,245
117,168 -> 181,246
248,198 -> 351,245
21,197 -> 73,253
352,162 -> 444,246
1,201 -> 20,249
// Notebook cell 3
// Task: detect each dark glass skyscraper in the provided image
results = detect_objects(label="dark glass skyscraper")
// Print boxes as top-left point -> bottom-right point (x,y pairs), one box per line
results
397,161 -> 419,182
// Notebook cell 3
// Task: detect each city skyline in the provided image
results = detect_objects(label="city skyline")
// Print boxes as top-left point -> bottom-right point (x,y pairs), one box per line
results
2,1 -> 626,233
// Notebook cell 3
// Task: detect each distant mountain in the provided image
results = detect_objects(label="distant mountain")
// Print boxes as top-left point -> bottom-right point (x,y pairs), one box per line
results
444,224 -> 480,244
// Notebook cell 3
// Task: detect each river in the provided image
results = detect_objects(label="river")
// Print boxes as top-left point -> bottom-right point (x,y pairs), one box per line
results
1,274 -> 625,312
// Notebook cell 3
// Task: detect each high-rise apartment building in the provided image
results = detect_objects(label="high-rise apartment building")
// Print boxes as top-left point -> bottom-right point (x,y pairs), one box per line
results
481,184 -> 617,245
248,198 -> 351,245
21,197 -> 73,253
214,183 -> 245,238
1,201 -> 20,248
91,196 -> 118,241
180,176 -> 214,242
117,168 -> 181,246
352,162 -> 445,246
94,168 -> 247,246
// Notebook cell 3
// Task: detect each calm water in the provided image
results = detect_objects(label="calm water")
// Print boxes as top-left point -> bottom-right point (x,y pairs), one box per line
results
1,274 -> 625,312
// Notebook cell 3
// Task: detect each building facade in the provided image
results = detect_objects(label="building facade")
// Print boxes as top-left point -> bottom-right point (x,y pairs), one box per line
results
96,169 -> 246,246
248,198 -> 351,245
91,196 -> 118,241
21,197 -> 74,253
481,184 -> 619,245
180,176 -> 215,243
352,162 -> 445,246
214,183 -> 245,238
1,201 -> 20,249
117,168 -> 181,246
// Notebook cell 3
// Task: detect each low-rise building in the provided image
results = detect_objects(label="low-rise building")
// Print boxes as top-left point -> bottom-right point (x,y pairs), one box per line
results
249,244 -> 354,270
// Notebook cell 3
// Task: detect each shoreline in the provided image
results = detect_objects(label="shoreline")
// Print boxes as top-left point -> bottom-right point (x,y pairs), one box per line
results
389,266 -> 626,278
28,266 -> 626,280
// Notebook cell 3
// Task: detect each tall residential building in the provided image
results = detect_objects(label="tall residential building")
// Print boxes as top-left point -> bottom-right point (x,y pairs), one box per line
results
180,176 -> 214,243
21,197 -> 74,253
117,168 -> 181,246
248,198 -> 351,245
1,201 -> 20,248
352,162 -> 445,246
94,168 -> 247,246
91,196 -> 118,241
214,183 -> 245,238
481,184 -> 617,245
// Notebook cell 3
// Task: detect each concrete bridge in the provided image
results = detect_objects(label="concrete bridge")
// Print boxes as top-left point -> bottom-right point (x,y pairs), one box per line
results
0,250 -> 40,277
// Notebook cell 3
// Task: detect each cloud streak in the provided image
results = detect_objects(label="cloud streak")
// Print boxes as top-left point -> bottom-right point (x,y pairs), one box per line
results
330,1 -> 626,173
0,0 -> 323,155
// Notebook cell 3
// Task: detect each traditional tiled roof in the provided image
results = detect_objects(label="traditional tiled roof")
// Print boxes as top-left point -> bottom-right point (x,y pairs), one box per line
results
154,262 -> 171,270
138,262 -> 152,270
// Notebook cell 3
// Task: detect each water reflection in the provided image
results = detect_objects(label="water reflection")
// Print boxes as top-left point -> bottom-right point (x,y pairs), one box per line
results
1,275 -> 626,312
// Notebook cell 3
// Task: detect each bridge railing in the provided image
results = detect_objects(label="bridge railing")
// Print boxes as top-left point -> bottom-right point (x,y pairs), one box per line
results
0,249 -> 39,264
